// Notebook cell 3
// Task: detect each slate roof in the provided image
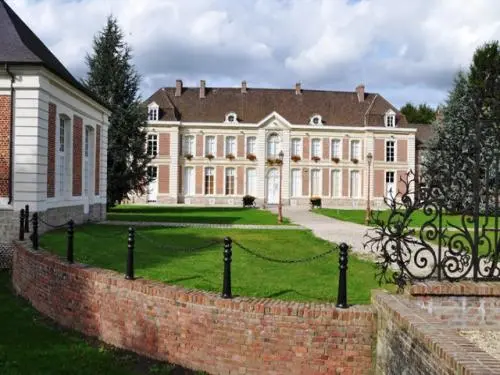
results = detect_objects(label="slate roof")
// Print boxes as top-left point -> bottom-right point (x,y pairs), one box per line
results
147,86 -> 409,127
0,0 -> 107,109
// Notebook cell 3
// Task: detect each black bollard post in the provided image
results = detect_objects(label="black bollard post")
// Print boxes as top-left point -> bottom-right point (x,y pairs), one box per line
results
67,220 -> 74,263
32,213 -> 39,250
336,243 -> 349,309
24,204 -> 30,233
19,209 -> 25,241
125,227 -> 135,280
221,237 -> 232,299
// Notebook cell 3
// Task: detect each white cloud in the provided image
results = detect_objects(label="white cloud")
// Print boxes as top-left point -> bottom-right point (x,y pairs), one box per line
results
7,0 -> 500,106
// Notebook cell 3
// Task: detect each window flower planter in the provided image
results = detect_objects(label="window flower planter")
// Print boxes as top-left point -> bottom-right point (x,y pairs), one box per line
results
267,158 -> 283,166
351,158 -> 359,164
291,155 -> 301,162
205,154 -> 214,161
226,153 -> 235,161
246,153 -> 257,161
312,156 -> 321,162
331,157 -> 340,164
184,153 -> 193,161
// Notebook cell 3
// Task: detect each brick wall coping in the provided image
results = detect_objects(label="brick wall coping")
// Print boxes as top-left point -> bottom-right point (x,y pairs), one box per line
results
410,281 -> 500,297
373,291 -> 500,374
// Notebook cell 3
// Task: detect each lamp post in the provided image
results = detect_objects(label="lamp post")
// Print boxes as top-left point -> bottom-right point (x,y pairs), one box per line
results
365,152 -> 373,225
278,150 -> 284,224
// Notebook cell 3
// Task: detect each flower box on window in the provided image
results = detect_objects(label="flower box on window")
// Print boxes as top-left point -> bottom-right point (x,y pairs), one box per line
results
267,158 -> 283,166
226,153 -> 235,161
310,196 -> 322,209
205,153 -> 214,160
291,155 -> 301,162
351,158 -> 359,164
312,156 -> 321,162
184,153 -> 193,160
331,157 -> 340,164
246,153 -> 257,161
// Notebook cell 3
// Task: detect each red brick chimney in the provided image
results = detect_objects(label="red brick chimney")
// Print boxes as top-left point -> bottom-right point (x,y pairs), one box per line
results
295,82 -> 302,95
356,84 -> 365,103
175,79 -> 182,97
200,80 -> 206,99
241,80 -> 247,94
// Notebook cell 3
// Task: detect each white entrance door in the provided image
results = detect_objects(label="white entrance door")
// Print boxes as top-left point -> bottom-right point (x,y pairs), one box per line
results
267,168 -> 279,204
386,171 -> 395,199
147,166 -> 158,202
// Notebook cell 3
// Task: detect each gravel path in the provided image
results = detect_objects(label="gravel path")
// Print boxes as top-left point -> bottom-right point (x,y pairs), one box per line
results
460,331 -> 500,360
102,221 -> 307,230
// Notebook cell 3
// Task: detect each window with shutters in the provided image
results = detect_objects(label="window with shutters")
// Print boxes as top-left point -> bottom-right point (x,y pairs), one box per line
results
204,167 -> 214,195
246,168 -> 256,196
311,169 -> 321,196
291,169 -> 301,197
331,169 -> 341,197
225,168 -> 235,195
350,170 -> 361,198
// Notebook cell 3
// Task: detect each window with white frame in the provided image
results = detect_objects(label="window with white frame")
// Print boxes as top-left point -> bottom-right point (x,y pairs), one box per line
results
350,140 -> 360,160
205,135 -> 216,155
291,138 -> 302,157
225,168 -> 235,195
310,115 -> 322,125
204,167 -> 214,195
386,140 -> 395,162
350,170 -> 361,198
147,134 -> 158,157
246,168 -> 256,196
385,110 -> 396,127
225,112 -> 238,123
184,167 -> 195,195
246,136 -> 256,155
311,169 -> 321,196
148,103 -> 159,121
291,169 -> 301,197
225,136 -> 236,156
57,117 -> 69,197
267,133 -> 280,158
183,135 -> 195,155
311,138 -> 321,158
386,171 -> 395,198
331,170 -> 341,197
331,139 -> 341,159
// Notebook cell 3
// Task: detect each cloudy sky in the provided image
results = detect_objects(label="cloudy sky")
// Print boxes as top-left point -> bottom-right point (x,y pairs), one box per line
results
9,0 -> 500,107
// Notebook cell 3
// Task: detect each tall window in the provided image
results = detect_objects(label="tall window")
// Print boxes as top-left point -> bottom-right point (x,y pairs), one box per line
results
225,168 -> 235,195
331,170 -> 341,197
205,136 -> 216,155
204,167 -> 214,195
184,167 -> 194,195
386,113 -> 395,127
311,169 -> 321,196
350,140 -> 360,160
311,138 -> 321,158
331,139 -> 341,158
183,135 -> 195,155
225,136 -> 236,155
246,168 -> 256,196
267,133 -> 279,158
148,103 -> 159,121
57,117 -> 68,197
386,171 -> 395,197
246,136 -> 256,155
386,140 -> 395,162
350,170 -> 360,198
147,134 -> 158,157
291,169 -> 301,197
291,138 -> 302,156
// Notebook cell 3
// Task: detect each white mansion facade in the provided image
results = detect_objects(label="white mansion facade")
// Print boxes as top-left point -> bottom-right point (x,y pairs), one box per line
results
139,80 -> 415,208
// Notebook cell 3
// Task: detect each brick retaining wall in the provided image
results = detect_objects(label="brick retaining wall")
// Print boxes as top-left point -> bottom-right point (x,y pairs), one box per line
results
12,242 -> 374,375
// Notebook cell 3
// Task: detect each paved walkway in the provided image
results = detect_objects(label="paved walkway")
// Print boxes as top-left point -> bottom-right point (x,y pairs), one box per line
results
103,221 -> 307,230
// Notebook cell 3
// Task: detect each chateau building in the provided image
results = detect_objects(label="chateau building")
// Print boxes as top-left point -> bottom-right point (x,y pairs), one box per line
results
141,80 -> 416,208
0,0 -> 109,257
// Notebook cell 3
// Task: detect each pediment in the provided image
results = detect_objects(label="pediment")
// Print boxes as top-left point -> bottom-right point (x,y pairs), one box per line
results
257,111 -> 292,129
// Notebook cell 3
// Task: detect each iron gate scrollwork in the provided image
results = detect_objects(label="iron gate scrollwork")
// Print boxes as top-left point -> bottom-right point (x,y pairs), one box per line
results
365,120 -> 500,289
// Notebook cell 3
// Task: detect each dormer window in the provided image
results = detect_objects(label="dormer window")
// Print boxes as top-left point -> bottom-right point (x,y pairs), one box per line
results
148,102 -> 159,121
385,110 -> 396,127
225,112 -> 238,123
310,115 -> 322,125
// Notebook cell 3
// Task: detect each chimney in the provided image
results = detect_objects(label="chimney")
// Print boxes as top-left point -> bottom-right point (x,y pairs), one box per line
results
199,80 -> 206,99
241,80 -> 247,94
295,82 -> 302,95
175,79 -> 183,97
356,84 -> 365,103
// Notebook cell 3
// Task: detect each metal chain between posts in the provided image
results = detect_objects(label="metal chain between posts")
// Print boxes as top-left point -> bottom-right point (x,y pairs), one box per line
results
232,240 -> 337,264
37,216 -> 71,229
134,230 -> 221,252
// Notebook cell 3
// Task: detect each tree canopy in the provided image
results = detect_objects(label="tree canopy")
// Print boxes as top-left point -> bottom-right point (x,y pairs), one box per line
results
400,102 -> 436,124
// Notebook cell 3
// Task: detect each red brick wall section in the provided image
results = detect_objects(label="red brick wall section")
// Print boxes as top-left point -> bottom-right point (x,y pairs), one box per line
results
374,139 -> 384,161
46,103 -> 56,198
398,140 -> 408,163
302,168 -> 309,196
342,169 -> 348,197
374,170 -> 384,197
95,125 -> 100,196
158,165 -> 169,194
322,168 -> 329,196
303,136 -> 310,160
195,166 -> 203,194
397,170 -> 408,195
237,135 -> 244,158
159,133 -> 170,157
216,166 -> 224,195
237,166 -> 244,195
196,135 -> 203,157
342,138 -> 349,160
322,138 -> 329,160
0,95 -> 10,197
73,116 -> 83,196
12,243 -> 374,375
216,135 -> 224,157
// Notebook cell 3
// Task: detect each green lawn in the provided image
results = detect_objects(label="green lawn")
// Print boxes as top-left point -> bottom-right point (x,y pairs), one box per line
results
107,205 -> 291,225
39,225 -> 390,305
0,272 -> 203,375
314,208 -> 496,228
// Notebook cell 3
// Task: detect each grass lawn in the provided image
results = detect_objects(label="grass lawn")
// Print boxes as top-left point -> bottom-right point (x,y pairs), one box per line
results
0,271 -> 203,375
314,208 -> 496,228
39,225 -> 391,305
107,205 -> 291,225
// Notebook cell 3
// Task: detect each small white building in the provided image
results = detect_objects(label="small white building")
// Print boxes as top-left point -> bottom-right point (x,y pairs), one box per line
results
0,0 -> 109,260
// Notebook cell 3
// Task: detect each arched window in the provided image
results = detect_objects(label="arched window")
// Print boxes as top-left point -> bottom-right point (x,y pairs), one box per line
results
267,133 -> 280,158
148,102 -> 159,121
385,110 -> 396,127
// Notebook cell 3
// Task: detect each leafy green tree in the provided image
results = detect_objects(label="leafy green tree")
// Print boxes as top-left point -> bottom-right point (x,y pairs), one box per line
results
400,102 -> 436,124
84,16 -> 152,207
422,41 -> 500,213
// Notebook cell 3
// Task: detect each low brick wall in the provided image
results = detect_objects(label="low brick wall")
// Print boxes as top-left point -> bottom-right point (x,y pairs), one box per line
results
12,242 -> 374,375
